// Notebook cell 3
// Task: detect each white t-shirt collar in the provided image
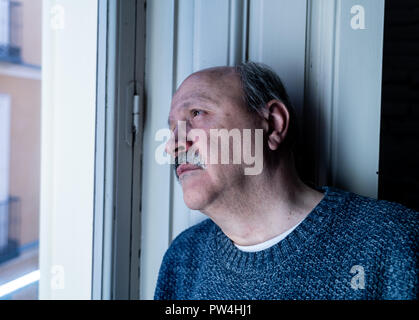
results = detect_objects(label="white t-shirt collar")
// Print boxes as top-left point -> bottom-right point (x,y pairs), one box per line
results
234,220 -> 303,252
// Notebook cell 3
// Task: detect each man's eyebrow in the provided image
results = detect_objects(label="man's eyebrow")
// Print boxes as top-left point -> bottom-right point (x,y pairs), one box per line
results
168,95 -> 219,127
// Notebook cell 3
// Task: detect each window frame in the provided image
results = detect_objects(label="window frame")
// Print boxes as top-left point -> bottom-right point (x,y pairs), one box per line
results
92,0 -> 145,300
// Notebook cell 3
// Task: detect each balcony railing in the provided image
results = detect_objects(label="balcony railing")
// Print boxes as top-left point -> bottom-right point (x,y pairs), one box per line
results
0,0 -> 22,63
0,196 -> 21,264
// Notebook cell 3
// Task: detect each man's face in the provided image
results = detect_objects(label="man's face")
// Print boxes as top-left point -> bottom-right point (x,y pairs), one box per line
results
166,69 -> 262,212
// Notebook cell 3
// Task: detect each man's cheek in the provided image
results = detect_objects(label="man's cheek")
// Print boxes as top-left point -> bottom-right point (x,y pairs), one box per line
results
187,128 -> 208,162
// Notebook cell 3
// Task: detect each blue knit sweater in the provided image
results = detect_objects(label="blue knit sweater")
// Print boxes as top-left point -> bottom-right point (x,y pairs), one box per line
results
154,186 -> 418,300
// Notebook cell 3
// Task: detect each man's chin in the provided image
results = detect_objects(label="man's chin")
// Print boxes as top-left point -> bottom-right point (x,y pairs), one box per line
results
179,169 -> 214,210
183,194 -> 208,211
182,184 -> 211,211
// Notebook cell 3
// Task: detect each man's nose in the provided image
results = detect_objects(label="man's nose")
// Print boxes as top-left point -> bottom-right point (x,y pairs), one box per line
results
165,125 -> 193,158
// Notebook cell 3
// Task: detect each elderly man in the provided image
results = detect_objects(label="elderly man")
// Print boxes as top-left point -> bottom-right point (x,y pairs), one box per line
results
155,62 -> 418,300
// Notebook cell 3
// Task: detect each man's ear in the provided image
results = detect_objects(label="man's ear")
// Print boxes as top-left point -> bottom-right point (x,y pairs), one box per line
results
262,99 -> 290,151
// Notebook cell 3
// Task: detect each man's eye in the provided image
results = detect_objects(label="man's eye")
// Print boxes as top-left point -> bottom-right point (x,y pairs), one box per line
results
191,109 -> 203,118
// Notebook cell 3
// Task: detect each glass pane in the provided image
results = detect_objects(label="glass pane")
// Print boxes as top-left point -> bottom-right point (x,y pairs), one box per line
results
0,0 -> 41,300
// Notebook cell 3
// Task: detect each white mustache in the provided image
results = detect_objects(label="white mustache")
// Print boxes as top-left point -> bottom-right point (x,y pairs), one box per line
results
177,151 -> 206,169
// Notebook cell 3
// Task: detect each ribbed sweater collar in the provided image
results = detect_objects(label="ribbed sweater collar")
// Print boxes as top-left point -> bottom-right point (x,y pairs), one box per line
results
209,186 -> 349,273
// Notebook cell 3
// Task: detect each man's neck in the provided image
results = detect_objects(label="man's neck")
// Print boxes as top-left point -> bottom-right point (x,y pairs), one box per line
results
202,160 -> 325,246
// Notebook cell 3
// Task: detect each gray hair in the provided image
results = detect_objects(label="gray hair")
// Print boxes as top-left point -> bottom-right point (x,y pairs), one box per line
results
235,61 -> 298,152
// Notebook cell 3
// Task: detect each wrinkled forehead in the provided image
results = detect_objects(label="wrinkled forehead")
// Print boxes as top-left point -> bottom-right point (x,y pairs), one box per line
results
171,68 -> 243,109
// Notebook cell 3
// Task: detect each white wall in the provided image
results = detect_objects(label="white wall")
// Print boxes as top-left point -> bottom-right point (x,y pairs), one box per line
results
39,0 -> 98,299
330,0 -> 384,197
248,0 -> 307,117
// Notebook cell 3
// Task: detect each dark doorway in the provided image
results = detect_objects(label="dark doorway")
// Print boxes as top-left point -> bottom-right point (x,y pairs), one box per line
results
379,0 -> 419,211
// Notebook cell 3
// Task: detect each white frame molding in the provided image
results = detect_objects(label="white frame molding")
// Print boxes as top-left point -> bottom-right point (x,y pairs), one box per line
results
304,0 -> 385,198
92,0 -> 145,300
39,0 -> 98,299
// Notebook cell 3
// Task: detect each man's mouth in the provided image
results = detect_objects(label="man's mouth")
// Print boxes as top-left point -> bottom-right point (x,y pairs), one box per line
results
174,151 -> 206,179
176,163 -> 203,178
